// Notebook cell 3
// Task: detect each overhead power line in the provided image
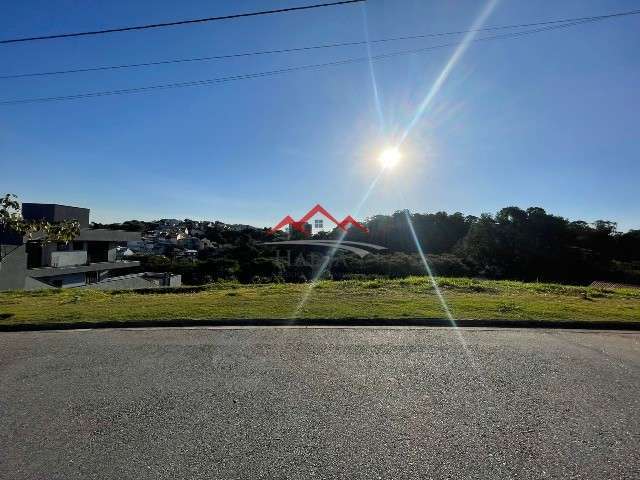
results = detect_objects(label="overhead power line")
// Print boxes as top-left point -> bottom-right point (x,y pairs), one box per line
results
0,0 -> 365,45
0,19 -> 615,105
0,17 -> 615,106
2,8 -> 639,80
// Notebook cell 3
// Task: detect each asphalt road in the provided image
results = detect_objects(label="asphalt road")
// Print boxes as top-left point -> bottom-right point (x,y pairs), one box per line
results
1,327 -> 638,479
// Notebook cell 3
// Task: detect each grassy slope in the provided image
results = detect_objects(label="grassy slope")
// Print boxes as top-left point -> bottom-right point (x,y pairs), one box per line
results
1,277 -> 639,326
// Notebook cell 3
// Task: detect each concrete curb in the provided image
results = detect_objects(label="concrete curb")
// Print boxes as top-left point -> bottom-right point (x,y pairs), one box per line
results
1,318 -> 639,332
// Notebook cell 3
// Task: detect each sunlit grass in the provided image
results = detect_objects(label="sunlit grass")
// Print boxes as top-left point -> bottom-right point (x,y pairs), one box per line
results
0,277 -> 638,326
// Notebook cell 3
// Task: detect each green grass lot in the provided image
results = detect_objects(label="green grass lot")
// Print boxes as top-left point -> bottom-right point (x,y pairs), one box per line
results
1,277 -> 639,327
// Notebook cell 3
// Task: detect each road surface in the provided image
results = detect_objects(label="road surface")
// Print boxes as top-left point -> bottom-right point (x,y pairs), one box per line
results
1,327 -> 638,479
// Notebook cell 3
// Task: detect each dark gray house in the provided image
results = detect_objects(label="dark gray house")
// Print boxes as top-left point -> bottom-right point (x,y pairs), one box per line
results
0,203 -> 178,291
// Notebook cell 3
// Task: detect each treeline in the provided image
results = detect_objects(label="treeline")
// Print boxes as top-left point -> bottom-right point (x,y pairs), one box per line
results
118,206 -> 639,285
341,207 -> 640,284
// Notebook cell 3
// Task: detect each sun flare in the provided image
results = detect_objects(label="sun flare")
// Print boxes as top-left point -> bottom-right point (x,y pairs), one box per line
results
379,147 -> 402,169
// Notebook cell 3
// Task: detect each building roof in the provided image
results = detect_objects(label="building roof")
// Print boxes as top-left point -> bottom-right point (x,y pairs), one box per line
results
22,203 -> 90,228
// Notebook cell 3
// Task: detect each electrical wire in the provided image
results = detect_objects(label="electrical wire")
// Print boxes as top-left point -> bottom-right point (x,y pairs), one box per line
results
0,0 -> 365,45
2,9 -> 638,80
0,16 -> 626,106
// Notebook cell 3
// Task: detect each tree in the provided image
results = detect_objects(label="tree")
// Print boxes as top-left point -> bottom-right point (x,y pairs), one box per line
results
618,230 -> 640,261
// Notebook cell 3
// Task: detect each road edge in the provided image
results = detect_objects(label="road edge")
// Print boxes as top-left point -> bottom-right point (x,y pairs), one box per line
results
1,317 -> 639,332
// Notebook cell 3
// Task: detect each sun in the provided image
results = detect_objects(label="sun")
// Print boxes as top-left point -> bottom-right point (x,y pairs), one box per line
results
379,147 -> 402,169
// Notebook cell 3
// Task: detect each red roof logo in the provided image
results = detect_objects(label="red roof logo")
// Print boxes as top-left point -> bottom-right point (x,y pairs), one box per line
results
269,204 -> 368,235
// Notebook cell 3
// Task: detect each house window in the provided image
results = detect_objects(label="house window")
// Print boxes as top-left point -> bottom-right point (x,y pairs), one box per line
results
314,219 -> 323,229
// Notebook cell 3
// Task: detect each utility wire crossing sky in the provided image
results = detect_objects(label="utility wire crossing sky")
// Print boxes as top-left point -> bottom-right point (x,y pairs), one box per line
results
2,9 -> 639,106
0,0 -> 365,44
2,9 -> 637,80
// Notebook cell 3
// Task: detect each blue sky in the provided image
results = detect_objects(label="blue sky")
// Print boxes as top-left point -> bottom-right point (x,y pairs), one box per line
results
1,0 -> 638,230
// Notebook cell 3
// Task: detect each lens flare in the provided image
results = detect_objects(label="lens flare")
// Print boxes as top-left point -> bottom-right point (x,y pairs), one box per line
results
402,209 -> 480,373
291,168 -> 385,319
379,147 -> 401,169
361,3 -> 385,133
399,0 -> 499,145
